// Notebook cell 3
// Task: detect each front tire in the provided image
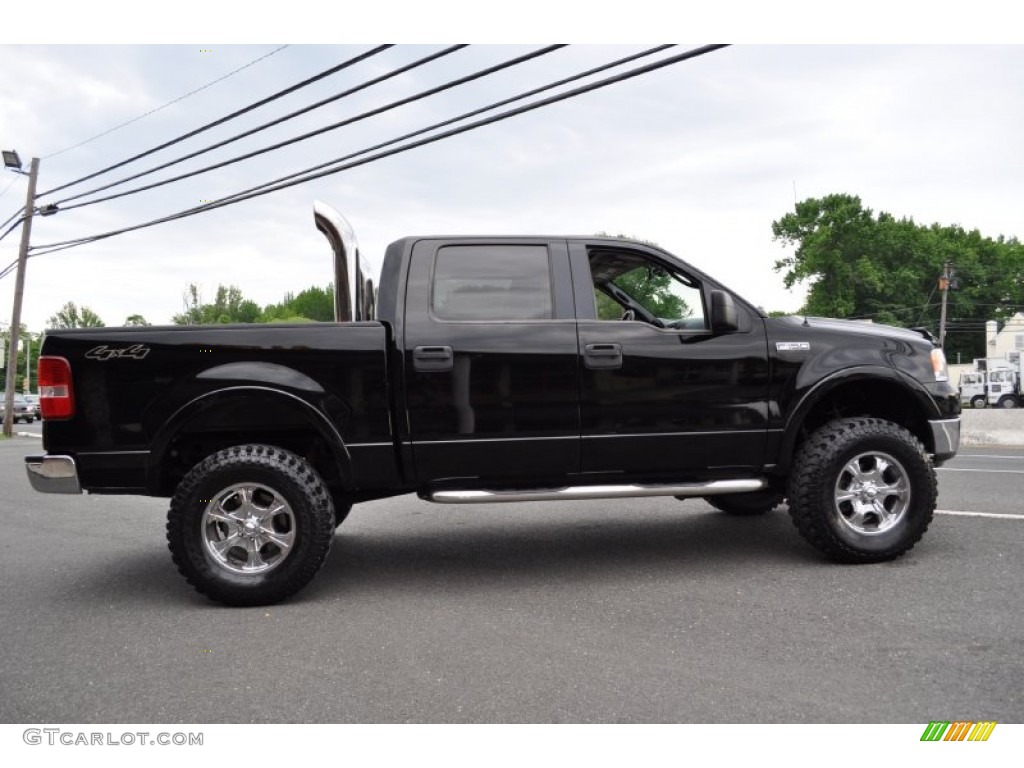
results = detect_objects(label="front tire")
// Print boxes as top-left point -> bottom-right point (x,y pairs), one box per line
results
998,395 -> 1018,409
970,395 -> 986,409
166,444 -> 335,606
787,418 -> 936,563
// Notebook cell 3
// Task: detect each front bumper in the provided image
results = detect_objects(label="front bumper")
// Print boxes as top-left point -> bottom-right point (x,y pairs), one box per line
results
25,454 -> 82,494
929,418 -> 960,466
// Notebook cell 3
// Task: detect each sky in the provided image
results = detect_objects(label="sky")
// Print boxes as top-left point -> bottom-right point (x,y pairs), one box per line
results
2,5 -> 1023,331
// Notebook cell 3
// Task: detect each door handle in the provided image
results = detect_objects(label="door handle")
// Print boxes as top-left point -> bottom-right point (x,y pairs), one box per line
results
413,345 -> 454,372
584,342 -> 622,370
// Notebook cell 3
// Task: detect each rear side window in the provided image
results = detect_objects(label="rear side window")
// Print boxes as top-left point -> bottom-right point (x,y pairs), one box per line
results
432,245 -> 553,321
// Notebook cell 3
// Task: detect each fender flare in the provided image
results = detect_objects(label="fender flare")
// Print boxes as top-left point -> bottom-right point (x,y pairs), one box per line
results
148,385 -> 352,490
776,366 -> 941,473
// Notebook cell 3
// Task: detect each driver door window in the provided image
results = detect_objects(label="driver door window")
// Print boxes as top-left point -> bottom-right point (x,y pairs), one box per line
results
590,253 -> 707,331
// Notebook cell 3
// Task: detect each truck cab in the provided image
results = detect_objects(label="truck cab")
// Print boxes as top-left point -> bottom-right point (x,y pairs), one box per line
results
986,367 -> 1021,408
959,370 -> 986,408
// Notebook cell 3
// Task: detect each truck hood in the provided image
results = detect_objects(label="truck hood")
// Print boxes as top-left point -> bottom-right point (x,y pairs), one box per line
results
774,316 -> 934,346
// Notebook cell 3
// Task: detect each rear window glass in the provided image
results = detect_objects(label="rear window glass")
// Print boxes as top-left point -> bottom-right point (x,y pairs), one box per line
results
432,245 -> 552,321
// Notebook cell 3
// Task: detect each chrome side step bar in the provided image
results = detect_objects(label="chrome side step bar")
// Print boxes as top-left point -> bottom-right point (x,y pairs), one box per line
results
426,478 -> 766,504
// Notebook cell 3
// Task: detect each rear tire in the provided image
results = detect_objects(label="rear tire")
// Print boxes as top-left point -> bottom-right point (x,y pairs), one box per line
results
787,418 -> 936,563
166,444 -> 335,606
705,489 -> 784,516
998,395 -> 1018,409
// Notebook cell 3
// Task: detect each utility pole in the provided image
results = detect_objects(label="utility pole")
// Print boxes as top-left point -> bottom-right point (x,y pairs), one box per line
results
3,156 -> 39,437
938,261 -> 951,349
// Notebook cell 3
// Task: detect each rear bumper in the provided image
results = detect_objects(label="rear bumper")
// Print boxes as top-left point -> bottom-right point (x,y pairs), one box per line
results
929,417 -> 960,466
25,454 -> 82,494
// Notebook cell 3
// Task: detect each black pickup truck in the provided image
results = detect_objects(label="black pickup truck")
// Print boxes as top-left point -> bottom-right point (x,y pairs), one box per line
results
26,207 -> 961,605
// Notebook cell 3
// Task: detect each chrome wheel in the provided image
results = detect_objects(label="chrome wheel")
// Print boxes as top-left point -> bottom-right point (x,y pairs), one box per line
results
201,483 -> 296,575
834,451 -> 910,535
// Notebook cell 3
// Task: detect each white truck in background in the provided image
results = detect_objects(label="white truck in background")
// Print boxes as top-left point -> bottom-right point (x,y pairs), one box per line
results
959,355 -> 1022,408
985,366 -> 1021,408
959,370 -> 987,409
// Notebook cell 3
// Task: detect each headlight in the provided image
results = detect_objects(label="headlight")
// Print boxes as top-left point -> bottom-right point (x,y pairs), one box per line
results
931,348 -> 949,382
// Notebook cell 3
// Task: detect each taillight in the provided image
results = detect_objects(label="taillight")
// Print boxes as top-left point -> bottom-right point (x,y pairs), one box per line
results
38,356 -> 75,420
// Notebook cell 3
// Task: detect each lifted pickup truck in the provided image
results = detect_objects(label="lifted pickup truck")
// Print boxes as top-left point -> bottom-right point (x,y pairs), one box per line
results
27,206 -> 960,605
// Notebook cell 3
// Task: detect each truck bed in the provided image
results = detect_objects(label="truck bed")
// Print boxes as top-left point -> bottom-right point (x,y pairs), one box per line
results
39,322 -> 395,495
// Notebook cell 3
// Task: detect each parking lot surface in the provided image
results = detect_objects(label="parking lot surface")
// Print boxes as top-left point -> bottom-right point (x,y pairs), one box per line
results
1,438 -> 1021,723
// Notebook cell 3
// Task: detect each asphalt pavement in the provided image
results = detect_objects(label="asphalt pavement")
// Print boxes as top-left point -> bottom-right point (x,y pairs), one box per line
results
1,435 -> 1021,723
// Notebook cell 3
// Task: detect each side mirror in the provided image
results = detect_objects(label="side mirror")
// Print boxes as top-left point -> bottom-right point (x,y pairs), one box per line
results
710,290 -> 739,334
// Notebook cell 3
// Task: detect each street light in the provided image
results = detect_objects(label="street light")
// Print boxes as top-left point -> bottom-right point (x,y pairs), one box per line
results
3,150 -> 23,171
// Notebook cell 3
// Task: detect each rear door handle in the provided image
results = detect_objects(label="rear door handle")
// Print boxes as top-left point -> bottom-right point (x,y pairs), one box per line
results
413,345 -> 454,372
584,342 -> 622,370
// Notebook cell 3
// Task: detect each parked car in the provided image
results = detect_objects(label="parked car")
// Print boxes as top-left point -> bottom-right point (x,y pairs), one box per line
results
1,393 -> 35,423
23,394 -> 41,420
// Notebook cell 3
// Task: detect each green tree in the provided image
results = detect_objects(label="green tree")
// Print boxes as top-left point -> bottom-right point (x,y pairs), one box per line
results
1,324 -> 37,393
772,194 -> 1024,360
124,314 -> 150,326
47,302 -> 105,329
262,284 -> 334,323
173,285 -> 262,325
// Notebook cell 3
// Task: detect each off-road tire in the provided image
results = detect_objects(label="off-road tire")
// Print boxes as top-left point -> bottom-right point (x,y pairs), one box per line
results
705,489 -> 784,516
787,417 -> 937,563
166,444 -> 335,606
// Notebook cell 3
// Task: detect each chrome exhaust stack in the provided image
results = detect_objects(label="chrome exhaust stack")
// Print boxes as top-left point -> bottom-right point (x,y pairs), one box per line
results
313,200 -> 377,321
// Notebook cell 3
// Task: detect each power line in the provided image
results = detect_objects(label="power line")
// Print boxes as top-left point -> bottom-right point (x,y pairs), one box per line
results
916,280 -> 940,326
0,175 -> 21,201
849,302 -> 943,320
28,44 -> 728,257
30,44 -> 724,255
55,44 -> 567,213
0,216 -> 26,246
207,44 -> 675,209
8,45 -> 667,268
38,45 -> 393,198
51,44 -> 471,209
0,205 -> 25,232
41,45 -> 290,161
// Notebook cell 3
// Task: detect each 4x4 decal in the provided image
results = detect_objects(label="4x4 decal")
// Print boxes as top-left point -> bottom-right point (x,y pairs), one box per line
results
85,344 -> 151,361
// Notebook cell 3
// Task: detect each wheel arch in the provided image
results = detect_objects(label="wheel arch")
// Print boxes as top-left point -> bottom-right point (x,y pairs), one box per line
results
149,386 -> 352,496
777,367 -> 940,475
